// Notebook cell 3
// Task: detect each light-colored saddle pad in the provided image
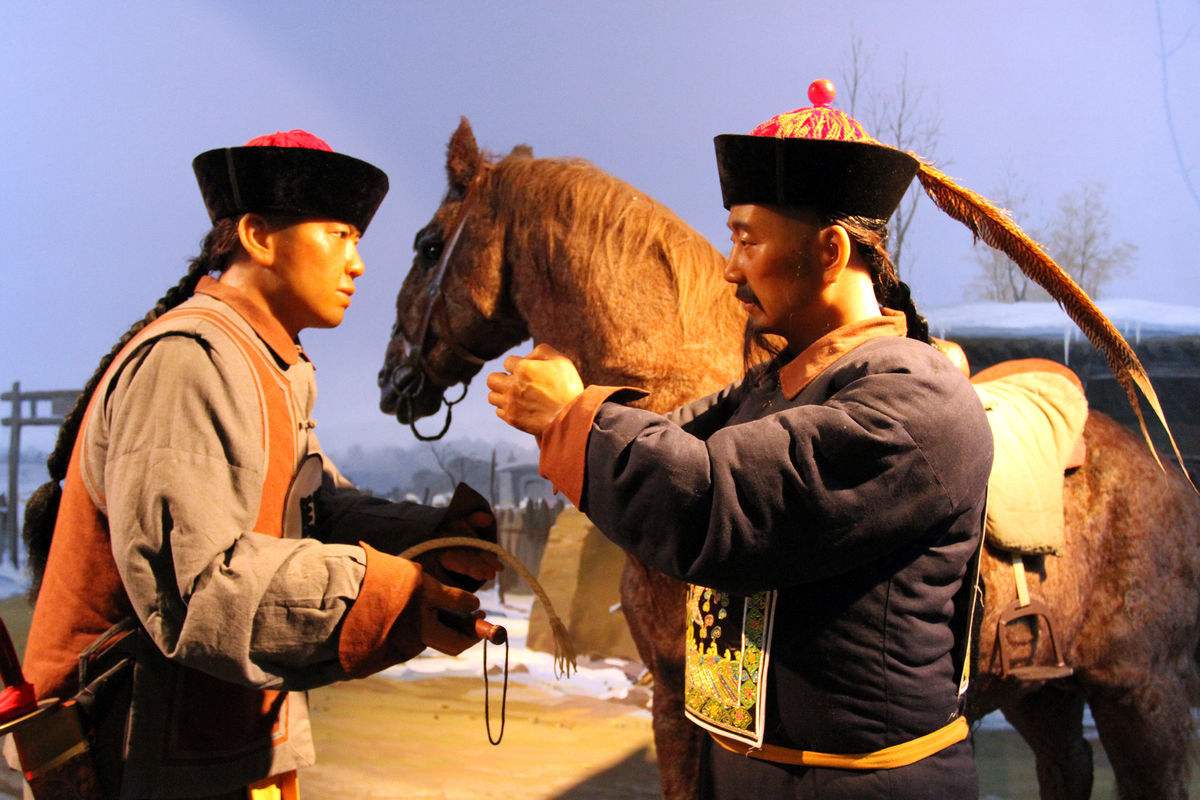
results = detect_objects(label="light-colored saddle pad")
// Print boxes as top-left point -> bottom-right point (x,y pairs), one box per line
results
971,359 -> 1088,556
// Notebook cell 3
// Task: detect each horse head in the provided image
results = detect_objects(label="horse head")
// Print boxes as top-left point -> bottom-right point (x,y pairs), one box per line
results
379,118 -> 530,439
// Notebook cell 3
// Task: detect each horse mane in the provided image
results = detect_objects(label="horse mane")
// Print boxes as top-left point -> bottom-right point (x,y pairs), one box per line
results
489,154 -> 736,341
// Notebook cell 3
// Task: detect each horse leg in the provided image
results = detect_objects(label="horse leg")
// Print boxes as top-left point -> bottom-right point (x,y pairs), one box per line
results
1086,677 -> 1192,800
1000,686 -> 1093,800
620,557 -> 702,800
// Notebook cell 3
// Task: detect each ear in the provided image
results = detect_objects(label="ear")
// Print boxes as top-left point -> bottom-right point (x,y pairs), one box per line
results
508,143 -> 534,159
817,224 -> 853,283
446,117 -> 482,195
237,213 -> 276,268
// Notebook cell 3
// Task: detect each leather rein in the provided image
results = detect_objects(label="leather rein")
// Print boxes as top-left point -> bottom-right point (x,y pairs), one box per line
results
387,170 -> 492,441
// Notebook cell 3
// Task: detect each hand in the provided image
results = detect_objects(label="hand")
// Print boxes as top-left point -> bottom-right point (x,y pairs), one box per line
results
486,343 -> 585,437
419,574 -> 484,656
438,547 -> 503,583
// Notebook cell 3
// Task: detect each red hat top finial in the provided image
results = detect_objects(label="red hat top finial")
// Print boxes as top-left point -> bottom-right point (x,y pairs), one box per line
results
243,129 -> 333,151
748,78 -> 874,143
807,79 -> 836,107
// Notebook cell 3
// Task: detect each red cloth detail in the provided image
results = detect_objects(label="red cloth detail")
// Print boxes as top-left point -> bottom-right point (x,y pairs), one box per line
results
749,79 -> 874,142
0,682 -> 37,723
243,130 -> 333,151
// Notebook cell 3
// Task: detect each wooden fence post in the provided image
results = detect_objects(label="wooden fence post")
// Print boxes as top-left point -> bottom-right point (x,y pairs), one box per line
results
5,382 -> 19,562
2,385 -> 81,567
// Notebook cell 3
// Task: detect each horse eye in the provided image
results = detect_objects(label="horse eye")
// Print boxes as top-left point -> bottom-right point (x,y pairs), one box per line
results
414,229 -> 444,265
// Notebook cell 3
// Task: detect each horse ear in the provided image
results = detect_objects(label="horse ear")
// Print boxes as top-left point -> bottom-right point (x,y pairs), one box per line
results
447,117 -> 482,195
509,144 -> 534,159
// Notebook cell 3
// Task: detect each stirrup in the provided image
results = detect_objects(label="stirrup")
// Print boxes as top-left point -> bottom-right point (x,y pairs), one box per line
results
997,598 -> 1073,681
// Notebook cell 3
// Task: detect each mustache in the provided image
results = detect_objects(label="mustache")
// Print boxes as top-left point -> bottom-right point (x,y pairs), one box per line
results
735,286 -> 760,306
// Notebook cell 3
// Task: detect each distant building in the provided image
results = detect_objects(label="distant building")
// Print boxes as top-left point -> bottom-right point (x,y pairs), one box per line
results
927,300 -> 1200,476
495,463 -> 556,508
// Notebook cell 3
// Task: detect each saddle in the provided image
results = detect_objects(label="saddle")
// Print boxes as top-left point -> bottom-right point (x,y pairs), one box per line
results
972,359 -> 1088,556
971,358 -> 1089,681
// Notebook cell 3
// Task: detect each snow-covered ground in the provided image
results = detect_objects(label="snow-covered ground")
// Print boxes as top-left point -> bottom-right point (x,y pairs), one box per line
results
0,560 -> 28,600
381,588 -> 650,712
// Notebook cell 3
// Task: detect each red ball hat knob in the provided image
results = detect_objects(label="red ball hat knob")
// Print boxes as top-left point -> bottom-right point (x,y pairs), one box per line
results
807,79 -> 836,107
243,129 -> 333,151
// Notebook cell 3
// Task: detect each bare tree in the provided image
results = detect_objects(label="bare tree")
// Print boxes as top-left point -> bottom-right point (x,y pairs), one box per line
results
1155,0 -> 1200,215
1047,182 -> 1135,299
967,181 -> 1133,302
427,443 -> 463,494
840,38 -> 942,277
840,33 -> 873,119
966,180 -> 1050,302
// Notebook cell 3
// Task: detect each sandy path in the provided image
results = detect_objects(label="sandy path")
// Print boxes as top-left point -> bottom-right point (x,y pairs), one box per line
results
304,676 -> 659,799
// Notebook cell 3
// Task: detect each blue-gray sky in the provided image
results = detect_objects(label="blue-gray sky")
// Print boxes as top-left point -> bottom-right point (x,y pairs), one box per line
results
3,1 -> 1198,453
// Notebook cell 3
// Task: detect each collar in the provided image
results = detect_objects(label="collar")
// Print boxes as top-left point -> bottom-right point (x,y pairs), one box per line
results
778,308 -> 907,399
194,276 -> 304,366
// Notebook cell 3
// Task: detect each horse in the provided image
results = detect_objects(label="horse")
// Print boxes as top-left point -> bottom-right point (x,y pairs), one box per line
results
378,118 -> 1200,800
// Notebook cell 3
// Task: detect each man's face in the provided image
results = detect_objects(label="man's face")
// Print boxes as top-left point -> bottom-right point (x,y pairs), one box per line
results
269,219 -> 364,333
724,204 -> 822,337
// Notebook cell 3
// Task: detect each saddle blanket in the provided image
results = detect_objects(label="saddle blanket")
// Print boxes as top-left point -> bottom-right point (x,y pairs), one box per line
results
971,359 -> 1088,556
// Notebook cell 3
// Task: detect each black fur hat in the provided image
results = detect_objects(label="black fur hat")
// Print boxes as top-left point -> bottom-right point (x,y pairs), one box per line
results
713,82 -> 917,221
192,130 -> 389,233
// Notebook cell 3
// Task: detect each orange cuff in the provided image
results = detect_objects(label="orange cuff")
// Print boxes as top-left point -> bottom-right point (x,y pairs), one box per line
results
538,385 -> 646,507
338,543 -> 426,678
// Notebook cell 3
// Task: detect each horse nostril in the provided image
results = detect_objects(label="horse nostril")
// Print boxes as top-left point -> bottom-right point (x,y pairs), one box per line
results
389,364 -> 427,398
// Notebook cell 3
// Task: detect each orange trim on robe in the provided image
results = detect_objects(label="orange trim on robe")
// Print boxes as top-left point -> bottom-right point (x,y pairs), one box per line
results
194,276 -> 302,367
537,385 -> 645,507
337,544 -> 426,678
778,309 -> 907,399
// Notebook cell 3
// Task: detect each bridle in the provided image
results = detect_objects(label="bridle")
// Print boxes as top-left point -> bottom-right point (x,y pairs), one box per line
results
385,168 -> 492,441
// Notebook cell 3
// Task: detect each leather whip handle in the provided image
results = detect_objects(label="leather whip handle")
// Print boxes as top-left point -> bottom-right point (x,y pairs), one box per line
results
436,609 -> 508,645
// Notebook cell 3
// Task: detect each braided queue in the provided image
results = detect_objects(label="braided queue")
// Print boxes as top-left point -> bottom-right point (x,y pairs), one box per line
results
23,221 -> 241,598
914,160 -> 1193,489
835,215 -> 931,345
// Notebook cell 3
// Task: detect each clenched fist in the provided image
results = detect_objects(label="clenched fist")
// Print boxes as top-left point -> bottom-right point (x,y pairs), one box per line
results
485,343 -> 584,437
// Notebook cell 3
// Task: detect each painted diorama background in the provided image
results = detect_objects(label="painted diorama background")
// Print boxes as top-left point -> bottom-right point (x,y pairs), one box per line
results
2,3 -> 1199,797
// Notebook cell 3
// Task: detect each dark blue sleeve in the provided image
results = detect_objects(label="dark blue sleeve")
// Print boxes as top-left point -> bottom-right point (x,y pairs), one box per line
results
664,377 -> 747,439
581,363 -> 992,593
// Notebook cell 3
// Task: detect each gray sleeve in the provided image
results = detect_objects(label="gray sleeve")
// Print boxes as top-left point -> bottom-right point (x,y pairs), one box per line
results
94,333 -> 365,691
581,365 -> 991,593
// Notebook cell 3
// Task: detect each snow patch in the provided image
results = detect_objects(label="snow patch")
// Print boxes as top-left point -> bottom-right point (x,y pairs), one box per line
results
380,588 -> 647,709
926,299 -> 1200,338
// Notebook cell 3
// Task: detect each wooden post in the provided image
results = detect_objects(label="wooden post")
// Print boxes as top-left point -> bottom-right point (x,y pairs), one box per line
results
2,386 -> 81,568
6,382 -> 20,565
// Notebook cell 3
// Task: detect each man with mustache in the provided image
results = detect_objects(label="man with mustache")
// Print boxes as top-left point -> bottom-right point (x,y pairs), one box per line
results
487,84 -> 993,799
19,130 -> 500,799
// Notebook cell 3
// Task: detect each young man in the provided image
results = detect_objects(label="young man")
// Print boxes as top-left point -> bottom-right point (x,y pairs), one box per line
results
487,88 -> 993,798
20,130 -> 499,799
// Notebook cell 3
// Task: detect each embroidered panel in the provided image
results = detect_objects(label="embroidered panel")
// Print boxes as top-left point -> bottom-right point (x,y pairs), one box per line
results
683,584 -> 777,747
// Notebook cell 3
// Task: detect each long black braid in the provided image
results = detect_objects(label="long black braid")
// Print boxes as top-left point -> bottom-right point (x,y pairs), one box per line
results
23,219 -> 242,598
829,214 -> 931,343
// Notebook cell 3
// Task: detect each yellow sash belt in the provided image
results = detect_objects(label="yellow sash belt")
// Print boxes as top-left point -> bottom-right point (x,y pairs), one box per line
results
248,770 -> 299,800
711,715 -> 968,770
